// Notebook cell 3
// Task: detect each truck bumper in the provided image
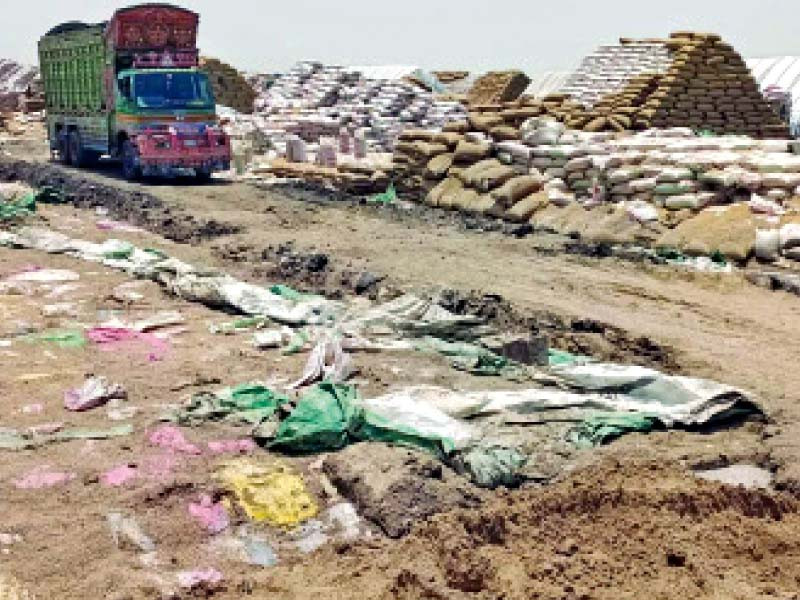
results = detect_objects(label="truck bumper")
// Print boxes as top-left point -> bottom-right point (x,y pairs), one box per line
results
134,129 -> 231,176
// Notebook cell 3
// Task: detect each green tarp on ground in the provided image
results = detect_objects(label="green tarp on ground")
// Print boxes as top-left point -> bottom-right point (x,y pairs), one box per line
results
169,383 -> 290,426
269,382 -> 462,458
567,413 -> 660,448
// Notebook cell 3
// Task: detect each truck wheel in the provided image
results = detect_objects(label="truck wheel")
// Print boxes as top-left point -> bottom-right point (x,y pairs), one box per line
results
69,130 -> 97,168
121,140 -> 141,181
195,168 -> 212,183
58,133 -> 71,165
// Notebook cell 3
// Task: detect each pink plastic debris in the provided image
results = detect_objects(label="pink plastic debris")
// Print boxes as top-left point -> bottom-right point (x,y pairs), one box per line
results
188,495 -> 229,534
177,568 -> 223,589
87,327 -> 169,362
206,439 -> 257,455
148,425 -> 201,455
14,466 -> 76,489
102,465 -> 139,487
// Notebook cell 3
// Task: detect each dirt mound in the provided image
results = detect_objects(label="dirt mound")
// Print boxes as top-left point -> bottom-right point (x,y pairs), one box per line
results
0,158 -> 241,243
252,461 -> 800,599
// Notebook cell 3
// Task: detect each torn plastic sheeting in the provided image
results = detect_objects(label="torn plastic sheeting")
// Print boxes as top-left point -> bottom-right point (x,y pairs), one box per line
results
270,383 -> 468,458
567,413 -> 661,448
148,425 -> 202,455
0,424 -> 134,451
551,363 -> 760,427
210,527 -> 278,567
216,459 -> 318,527
107,512 -> 156,553
189,495 -> 230,534
13,466 -> 76,489
4,268 -> 79,283
64,376 -> 127,411
270,383 -> 360,454
28,329 -> 86,348
87,327 -> 170,362
289,336 -> 354,388
168,383 -> 290,427
177,568 -> 223,590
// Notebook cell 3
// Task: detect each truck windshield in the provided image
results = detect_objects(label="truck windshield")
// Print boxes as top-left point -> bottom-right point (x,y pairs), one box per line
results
133,72 -> 214,110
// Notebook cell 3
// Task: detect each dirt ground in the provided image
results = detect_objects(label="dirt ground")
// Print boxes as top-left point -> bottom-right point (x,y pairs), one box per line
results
2,129 -> 800,598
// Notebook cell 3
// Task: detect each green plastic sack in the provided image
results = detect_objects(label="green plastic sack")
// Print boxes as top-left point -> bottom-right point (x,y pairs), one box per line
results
270,382 -> 361,454
567,412 -> 659,448
368,183 -> 397,204
548,348 -> 590,367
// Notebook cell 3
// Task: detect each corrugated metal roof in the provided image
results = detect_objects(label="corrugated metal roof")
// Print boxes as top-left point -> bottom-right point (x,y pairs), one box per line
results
746,56 -> 800,134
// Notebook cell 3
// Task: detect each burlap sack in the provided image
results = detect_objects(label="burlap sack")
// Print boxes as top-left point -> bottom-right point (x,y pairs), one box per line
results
491,174 -> 544,206
475,165 -> 517,193
425,153 -> 454,179
453,140 -> 492,164
426,177 -> 463,207
460,159 -> 503,186
505,192 -> 548,222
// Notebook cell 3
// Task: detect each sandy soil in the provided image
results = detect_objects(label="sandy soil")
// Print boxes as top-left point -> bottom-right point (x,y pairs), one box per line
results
1,131 -> 800,598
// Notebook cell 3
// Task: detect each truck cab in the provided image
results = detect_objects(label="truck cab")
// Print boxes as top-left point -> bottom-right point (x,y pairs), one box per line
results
114,68 -> 230,179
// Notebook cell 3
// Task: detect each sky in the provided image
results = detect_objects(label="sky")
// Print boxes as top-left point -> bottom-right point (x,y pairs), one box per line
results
2,0 -> 798,76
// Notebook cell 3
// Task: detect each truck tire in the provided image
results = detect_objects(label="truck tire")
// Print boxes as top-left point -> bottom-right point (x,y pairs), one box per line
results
121,140 -> 141,181
69,130 -> 97,168
58,132 -> 71,165
195,167 -> 212,183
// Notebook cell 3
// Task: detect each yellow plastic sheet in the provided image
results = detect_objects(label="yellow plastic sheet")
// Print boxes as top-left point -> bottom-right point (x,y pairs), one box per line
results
216,459 -> 317,527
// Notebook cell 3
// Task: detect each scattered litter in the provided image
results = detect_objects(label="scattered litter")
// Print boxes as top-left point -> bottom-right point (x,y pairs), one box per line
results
29,329 -> 86,348
87,327 -> 169,362
176,568 -> 223,590
209,527 -> 278,567
0,424 -> 134,451
207,439 -> 257,455
5,268 -> 79,284
64,376 -> 127,411
325,502 -> 363,541
167,383 -> 289,428
14,466 -> 76,489
106,398 -> 139,421
148,425 -> 202,455
41,303 -> 78,318
292,520 -> 329,553
695,464 -> 773,489
216,459 -> 318,526
96,219 -> 143,233
21,404 -> 43,414
253,328 -> 290,349
101,464 -> 138,487
188,495 -> 230,534
111,281 -> 147,303
107,512 -> 156,553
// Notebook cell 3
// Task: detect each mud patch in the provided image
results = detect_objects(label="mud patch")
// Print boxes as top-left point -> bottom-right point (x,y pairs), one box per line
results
0,157 -> 241,243
323,443 -> 486,538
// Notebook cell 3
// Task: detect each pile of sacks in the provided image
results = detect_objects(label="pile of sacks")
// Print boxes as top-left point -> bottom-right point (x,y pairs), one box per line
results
245,61 -> 466,155
200,57 -> 257,114
557,32 -> 788,137
519,118 -> 799,208
393,115 -> 800,263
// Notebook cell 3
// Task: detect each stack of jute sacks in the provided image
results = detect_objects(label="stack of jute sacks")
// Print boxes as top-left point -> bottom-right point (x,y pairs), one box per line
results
392,110 -> 800,262
467,71 -> 531,105
200,57 -> 257,114
556,32 -> 788,137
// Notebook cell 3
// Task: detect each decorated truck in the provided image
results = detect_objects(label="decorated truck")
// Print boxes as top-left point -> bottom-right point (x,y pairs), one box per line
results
38,3 -> 230,180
